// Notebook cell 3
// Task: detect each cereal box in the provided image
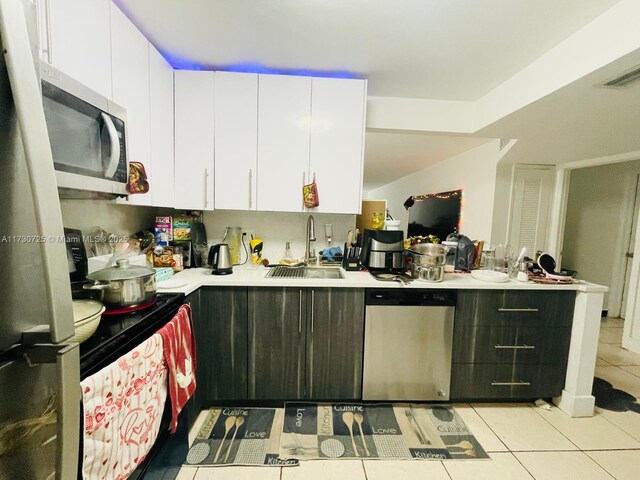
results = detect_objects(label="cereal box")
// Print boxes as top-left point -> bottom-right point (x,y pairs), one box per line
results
155,216 -> 173,245
172,216 -> 192,241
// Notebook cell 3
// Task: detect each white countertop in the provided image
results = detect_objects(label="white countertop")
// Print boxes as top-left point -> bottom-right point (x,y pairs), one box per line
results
158,264 -> 608,296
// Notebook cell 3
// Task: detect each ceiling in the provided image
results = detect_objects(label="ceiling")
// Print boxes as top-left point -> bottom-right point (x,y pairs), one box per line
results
117,0 -> 631,191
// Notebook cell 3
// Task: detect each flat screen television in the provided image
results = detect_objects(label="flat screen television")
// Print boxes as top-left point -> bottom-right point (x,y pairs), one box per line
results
407,189 -> 462,241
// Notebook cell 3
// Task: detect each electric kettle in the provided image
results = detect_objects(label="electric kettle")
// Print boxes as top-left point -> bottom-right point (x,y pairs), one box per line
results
208,243 -> 233,275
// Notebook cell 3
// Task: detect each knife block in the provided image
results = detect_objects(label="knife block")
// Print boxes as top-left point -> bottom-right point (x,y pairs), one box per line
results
342,243 -> 365,271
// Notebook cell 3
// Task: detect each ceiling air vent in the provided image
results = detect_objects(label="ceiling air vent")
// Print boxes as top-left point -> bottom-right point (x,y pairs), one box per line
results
597,64 -> 640,88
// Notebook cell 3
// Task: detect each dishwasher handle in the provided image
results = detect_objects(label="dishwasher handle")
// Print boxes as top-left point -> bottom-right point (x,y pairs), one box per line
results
365,289 -> 456,306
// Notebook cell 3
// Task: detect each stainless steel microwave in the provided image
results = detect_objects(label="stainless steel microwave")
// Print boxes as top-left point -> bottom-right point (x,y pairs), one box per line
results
40,63 -> 128,197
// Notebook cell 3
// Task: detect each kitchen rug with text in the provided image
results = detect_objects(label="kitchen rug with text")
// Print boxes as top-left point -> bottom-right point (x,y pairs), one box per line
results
280,403 -> 489,460
186,407 -> 298,467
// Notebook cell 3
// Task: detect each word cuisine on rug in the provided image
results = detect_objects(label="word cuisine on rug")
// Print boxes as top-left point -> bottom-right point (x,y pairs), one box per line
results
280,403 -> 489,460
186,407 -> 299,467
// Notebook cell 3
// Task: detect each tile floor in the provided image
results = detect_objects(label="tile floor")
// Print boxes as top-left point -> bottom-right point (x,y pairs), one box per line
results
177,318 -> 640,480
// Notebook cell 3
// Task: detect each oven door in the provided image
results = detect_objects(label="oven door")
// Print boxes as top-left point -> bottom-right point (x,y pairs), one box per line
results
41,68 -> 128,195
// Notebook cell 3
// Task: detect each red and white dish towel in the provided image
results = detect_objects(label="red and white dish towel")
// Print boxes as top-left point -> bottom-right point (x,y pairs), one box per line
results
81,334 -> 167,480
157,304 -> 197,432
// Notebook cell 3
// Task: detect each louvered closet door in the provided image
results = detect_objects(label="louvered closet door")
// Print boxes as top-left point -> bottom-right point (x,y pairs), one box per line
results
508,166 -> 554,257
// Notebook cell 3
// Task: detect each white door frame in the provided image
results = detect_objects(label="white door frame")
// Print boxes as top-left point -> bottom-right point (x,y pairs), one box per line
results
548,149 -> 640,353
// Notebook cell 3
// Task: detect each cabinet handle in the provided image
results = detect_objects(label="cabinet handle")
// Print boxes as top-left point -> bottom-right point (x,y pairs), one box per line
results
498,308 -> 539,312
204,168 -> 209,208
491,381 -> 531,386
298,289 -> 303,333
43,0 -> 53,63
494,344 -> 535,350
248,169 -> 253,209
310,290 -> 315,333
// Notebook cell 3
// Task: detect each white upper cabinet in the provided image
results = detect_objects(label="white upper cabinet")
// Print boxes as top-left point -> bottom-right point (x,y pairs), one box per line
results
308,78 -> 367,214
257,74 -> 312,212
214,72 -> 258,210
111,3 -> 151,206
149,44 -> 174,208
174,70 -> 215,210
38,0 -> 112,98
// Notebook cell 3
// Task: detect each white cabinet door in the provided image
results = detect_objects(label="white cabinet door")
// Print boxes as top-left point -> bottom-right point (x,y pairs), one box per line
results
174,70 -> 215,210
149,44 -> 174,208
256,74 -> 312,212
39,0 -> 112,99
309,78 -> 367,214
214,72 -> 258,210
111,3 -> 151,206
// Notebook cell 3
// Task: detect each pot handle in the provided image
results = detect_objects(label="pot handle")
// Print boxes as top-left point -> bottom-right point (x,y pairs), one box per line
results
82,282 -> 111,291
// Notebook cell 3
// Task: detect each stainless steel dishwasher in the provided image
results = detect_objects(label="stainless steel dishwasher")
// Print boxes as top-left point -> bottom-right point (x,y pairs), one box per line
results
362,289 -> 455,401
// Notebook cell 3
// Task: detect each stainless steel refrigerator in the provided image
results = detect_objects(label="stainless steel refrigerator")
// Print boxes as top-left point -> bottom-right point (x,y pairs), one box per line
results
0,1 -> 80,479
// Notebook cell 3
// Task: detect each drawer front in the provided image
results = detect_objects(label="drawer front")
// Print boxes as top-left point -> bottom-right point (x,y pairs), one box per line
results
450,363 -> 566,400
455,290 -> 575,328
453,326 -> 572,364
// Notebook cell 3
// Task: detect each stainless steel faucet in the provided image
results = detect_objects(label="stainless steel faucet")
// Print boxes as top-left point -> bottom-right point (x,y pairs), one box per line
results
305,215 -> 316,265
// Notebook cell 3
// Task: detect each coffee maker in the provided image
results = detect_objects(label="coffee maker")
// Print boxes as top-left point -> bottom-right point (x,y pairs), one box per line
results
360,229 -> 404,271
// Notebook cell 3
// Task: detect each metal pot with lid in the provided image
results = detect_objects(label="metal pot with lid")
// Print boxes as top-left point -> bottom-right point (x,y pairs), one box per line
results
84,258 -> 156,309
406,243 -> 449,282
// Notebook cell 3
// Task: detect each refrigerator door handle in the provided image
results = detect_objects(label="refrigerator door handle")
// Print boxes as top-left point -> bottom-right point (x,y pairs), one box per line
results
0,0 -> 74,343
24,342 -> 80,480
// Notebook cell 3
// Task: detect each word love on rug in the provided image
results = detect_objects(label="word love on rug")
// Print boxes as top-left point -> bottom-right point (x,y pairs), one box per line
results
186,407 -> 298,467
280,403 -> 489,460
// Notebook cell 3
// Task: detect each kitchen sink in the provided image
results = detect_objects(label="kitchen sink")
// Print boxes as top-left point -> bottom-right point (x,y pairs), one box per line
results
265,265 -> 344,279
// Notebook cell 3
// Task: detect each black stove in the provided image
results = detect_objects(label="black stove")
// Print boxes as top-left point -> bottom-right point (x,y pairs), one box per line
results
80,292 -> 185,379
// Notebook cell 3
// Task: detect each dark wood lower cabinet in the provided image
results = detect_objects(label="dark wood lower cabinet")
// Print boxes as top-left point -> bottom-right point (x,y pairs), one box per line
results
247,288 -> 306,400
247,287 -> 365,401
450,289 -> 575,401
307,288 -> 364,400
451,363 -> 567,399
195,287 -> 248,405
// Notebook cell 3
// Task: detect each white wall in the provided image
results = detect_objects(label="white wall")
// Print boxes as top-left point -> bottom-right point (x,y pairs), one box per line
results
562,160 -> 640,310
201,210 -> 355,263
365,139 -> 512,242
60,200 -> 162,236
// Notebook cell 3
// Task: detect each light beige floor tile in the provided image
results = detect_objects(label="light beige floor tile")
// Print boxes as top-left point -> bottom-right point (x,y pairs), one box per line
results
587,450 -> 640,480
596,356 -> 612,366
514,452 -> 613,480
195,466 -> 282,480
601,317 -> 625,328
363,459 -> 450,480
599,328 -> 624,344
471,403 -> 577,451
620,365 -> 640,378
594,365 -> 640,396
596,406 -> 640,441
453,404 -> 508,452
176,466 -> 198,480
531,405 -> 640,450
189,410 -> 211,446
444,452 -> 533,480
281,460 -> 365,480
597,343 -> 640,366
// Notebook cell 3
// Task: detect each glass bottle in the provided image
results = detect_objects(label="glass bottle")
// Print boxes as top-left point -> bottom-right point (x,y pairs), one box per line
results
371,212 -> 384,230
283,241 -> 293,260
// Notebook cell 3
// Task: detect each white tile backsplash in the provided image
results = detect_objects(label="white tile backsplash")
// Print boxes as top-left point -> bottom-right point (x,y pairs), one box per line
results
202,210 -> 356,263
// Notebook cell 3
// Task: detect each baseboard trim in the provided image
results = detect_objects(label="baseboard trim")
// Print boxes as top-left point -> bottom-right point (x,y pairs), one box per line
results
553,390 -> 595,417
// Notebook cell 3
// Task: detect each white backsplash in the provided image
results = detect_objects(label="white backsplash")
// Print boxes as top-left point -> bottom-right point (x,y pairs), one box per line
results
60,199 -> 356,264
60,199 -> 161,236
202,210 -> 356,264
